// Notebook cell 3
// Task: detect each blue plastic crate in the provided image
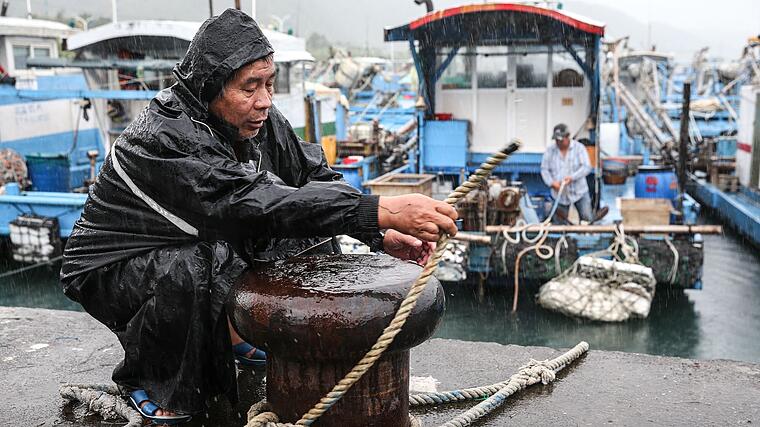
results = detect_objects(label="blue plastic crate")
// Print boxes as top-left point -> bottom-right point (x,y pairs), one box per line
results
25,153 -> 71,192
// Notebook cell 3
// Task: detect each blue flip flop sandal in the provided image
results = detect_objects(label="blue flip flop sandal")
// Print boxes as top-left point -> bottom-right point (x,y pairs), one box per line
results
129,389 -> 192,425
233,342 -> 267,368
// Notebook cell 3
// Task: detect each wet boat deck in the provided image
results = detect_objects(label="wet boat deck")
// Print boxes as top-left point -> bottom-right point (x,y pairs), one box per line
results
689,178 -> 760,247
1,306 -> 758,426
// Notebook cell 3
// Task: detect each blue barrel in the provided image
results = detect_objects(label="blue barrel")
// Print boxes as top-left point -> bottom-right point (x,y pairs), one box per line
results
25,153 -> 71,192
635,165 -> 678,200
332,163 -> 363,191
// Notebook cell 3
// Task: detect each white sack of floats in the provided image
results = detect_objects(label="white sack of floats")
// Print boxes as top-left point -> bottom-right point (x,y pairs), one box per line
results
537,256 -> 657,322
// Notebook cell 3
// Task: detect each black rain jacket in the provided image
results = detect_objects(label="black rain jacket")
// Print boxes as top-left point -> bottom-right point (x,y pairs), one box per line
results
60,8 -> 380,298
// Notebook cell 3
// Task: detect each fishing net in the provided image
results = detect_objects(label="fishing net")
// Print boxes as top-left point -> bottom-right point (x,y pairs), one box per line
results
0,148 -> 29,189
537,226 -> 657,322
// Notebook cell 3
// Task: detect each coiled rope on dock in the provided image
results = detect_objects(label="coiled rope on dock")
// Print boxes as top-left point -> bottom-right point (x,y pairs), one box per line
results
414,341 -> 588,427
59,383 -> 142,427
246,140 -> 523,427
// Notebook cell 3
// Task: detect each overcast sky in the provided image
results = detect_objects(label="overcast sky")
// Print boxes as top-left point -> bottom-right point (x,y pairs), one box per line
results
6,0 -> 759,61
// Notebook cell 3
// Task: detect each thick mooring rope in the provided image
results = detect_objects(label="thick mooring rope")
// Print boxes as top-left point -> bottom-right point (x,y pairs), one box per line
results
247,342 -> 589,427
504,181 -> 567,312
59,383 -> 143,427
419,341 -> 588,427
245,140 -> 522,427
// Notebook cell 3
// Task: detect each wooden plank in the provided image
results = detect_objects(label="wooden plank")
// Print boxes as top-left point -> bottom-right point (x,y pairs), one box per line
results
485,224 -> 723,234
451,232 -> 491,244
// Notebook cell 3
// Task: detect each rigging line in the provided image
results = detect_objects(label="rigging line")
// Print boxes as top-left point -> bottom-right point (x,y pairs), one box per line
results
0,255 -> 63,280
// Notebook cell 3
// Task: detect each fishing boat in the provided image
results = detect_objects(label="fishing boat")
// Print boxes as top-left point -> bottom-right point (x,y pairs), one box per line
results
0,16 -> 96,262
604,35 -> 760,248
59,19 -> 335,145
312,50 -> 420,189
355,2 -> 719,311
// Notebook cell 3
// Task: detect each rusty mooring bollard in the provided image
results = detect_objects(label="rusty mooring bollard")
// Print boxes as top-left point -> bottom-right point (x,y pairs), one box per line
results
228,254 -> 445,427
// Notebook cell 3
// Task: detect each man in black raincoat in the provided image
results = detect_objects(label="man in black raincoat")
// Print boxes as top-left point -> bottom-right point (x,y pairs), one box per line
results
60,8 -> 457,420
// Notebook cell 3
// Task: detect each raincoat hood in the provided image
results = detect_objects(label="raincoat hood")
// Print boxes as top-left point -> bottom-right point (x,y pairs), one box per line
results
173,8 -> 274,107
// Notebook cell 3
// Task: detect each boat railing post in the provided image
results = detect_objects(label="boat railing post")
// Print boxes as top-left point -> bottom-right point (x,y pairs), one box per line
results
678,82 -> 691,211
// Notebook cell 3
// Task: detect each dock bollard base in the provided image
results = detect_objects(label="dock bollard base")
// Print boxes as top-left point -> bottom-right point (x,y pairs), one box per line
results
227,254 -> 444,427
267,352 -> 410,427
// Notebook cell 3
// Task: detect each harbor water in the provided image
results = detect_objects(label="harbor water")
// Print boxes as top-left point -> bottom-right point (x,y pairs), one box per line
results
1,213 -> 759,363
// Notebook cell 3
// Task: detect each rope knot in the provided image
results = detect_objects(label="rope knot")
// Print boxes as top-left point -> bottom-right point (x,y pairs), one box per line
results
246,400 -> 284,427
517,359 -> 556,385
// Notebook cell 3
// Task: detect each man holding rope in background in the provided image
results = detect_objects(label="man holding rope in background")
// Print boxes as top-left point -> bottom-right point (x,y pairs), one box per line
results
541,123 -> 607,224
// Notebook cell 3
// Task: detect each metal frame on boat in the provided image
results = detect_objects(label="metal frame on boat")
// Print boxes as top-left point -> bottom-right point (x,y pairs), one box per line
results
385,3 -> 604,197
376,3 -> 709,290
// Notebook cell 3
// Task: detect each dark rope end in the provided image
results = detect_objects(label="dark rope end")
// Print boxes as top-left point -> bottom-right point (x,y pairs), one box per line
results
500,138 -> 522,156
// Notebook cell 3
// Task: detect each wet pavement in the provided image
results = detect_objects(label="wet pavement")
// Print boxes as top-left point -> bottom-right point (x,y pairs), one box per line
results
2,306 -> 758,426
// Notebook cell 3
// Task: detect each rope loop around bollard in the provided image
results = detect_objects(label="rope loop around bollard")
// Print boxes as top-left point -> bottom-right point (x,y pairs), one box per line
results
246,341 -> 590,427
293,140 -> 522,426
239,139 -> 593,427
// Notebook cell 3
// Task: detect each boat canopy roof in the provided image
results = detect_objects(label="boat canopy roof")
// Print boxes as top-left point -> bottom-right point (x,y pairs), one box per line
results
384,3 -> 604,47
67,20 -> 314,62
0,16 -> 78,38
618,51 -> 674,64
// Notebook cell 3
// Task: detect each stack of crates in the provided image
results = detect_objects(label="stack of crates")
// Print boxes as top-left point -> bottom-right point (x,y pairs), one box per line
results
9,215 -> 62,263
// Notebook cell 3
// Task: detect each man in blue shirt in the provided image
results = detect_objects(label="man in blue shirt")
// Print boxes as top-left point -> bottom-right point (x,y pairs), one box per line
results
540,123 -> 594,224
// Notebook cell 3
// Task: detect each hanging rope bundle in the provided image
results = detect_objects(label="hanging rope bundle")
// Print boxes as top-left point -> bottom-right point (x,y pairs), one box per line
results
501,181 -> 567,312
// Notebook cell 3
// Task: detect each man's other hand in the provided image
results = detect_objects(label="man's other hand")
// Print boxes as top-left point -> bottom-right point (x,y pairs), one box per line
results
562,176 -> 572,185
551,181 -> 562,191
377,194 -> 458,242
382,229 -> 435,265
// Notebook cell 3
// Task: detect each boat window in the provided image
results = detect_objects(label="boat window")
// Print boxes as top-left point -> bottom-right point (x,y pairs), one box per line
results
515,54 -> 548,88
33,47 -> 51,59
439,49 -> 472,90
13,45 -> 30,70
275,62 -> 290,94
553,52 -> 585,88
476,47 -> 507,89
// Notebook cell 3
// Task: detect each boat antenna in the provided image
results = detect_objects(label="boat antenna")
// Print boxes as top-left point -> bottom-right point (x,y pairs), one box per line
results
1,1 -> 9,17
414,0 -> 434,13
